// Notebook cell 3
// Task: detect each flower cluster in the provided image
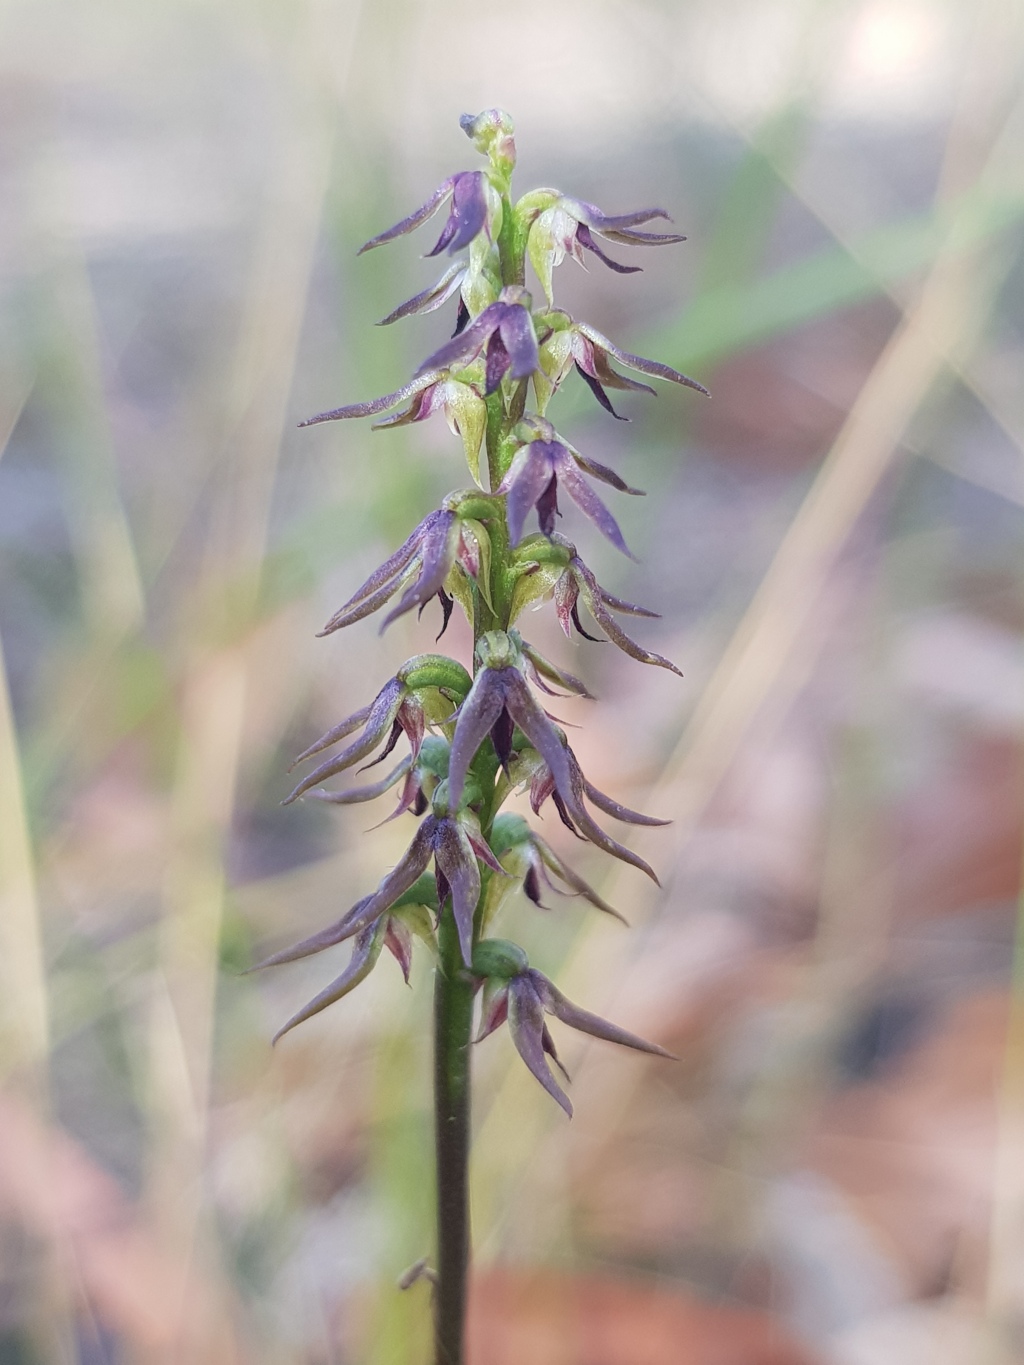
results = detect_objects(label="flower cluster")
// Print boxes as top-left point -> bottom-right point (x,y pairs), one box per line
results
261,110 -> 704,1119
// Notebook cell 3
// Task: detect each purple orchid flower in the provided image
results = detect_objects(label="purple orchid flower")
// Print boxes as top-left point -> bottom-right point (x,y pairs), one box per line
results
498,420 -> 643,559
248,874 -> 439,1043
417,286 -> 539,396
447,632 -> 659,881
358,170 -> 493,258
283,655 -> 471,805
299,369 -> 488,483
473,946 -> 673,1117
536,313 -> 708,419
446,632 -> 577,804
551,549 -> 681,676
487,813 -> 625,923
525,194 -> 688,305
377,260 -> 467,327
317,504 -> 491,639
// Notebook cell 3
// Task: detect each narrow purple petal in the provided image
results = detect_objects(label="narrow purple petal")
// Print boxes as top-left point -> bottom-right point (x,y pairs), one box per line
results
309,756 -> 412,806
570,451 -> 644,496
577,325 -> 709,395
447,671 -> 509,808
508,975 -> 573,1116
358,178 -> 456,254
599,226 -> 688,246
272,922 -> 386,1043
571,201 -> 673,231
434,821 -> 481,967
598,588 -> 660,618
501,671 -> 576,814
576,224 -> 642,274
337,821 -> 437,940
468,832 -> 507,877
558,463 -> 636,560
521,640 -> 595,700
497,306 -> 540,381
378,262 -> 465,326
535,474 -> 559,536
416,304 -> 503,376
249,896 -> 374,971
299,373 -> 442,427
319,514 -> 440,633
289,704 -> 372,769
427,171 -> 488,256
567,800 -> 660,881
531,969 -> 676,1059
427,211 -> 458,255
500,444 -> 558,547
574,362 -> 627,420
592,350 -> 657,396
534,838 -> 627,922
581,775 -> 670,827
380,515 -> 458,630
574,560 -> 681,675
318,573 -> 408,634
283,680 -> 404,804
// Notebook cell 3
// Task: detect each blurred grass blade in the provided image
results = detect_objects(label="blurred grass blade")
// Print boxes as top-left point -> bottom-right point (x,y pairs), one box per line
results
655,185 -> 1024,371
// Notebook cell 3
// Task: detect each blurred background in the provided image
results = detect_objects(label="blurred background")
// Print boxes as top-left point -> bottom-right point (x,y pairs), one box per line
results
1,0 -> 1024,1361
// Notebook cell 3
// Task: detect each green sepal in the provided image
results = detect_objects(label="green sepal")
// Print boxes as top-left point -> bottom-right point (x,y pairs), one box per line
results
430,774 -> 483,815
400,654 -> 473,698
488,812 -> 533,858
417,735 -> 451,780
390,873 -> 441,912
445,563 -> 475,626
392,901 -> 438,951
471,938 -> 529,980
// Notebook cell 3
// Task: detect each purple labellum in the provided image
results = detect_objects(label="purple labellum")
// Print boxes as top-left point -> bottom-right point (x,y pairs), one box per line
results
485,332 -> 512,395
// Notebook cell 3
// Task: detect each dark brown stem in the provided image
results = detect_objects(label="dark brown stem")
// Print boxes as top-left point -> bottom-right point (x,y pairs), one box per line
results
433,909 -> 475,1365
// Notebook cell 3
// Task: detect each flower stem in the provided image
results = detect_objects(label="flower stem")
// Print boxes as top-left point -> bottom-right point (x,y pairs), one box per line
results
433,908 -> 475,1365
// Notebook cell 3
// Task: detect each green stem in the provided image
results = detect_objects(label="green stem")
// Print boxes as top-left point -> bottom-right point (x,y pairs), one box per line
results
432,162 -> 525,1365
433,909 -> 475,1365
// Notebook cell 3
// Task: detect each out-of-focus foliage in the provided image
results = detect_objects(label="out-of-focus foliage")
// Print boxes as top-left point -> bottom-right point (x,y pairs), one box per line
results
1,0 -> 1023,1362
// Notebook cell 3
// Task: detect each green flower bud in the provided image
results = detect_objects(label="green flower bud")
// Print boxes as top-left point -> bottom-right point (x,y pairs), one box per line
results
471,938 -> 529,980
